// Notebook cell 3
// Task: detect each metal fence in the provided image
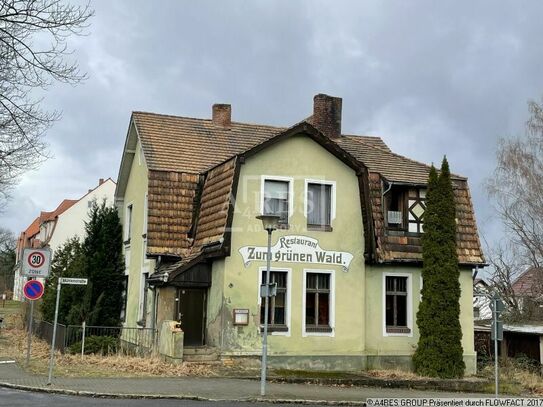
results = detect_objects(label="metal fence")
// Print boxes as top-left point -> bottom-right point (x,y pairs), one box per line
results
33,320 -> 157,356
34,320 -> 66,351
64,324 -> 157,356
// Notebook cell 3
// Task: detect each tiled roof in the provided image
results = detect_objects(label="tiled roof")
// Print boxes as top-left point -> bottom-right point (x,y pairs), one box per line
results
336,136 -> 465,184
368,172 -> 484,265
24,216 -> 41,238
193,157 -> 238,249
132,112 -> 284,173
129,111 -> 483,268
147,170 -> 200,256
43,199 -> 78,221
512,267 -> 543,297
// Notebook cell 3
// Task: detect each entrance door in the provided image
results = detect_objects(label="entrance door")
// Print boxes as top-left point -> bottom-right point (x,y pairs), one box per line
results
175,288 -> 206,346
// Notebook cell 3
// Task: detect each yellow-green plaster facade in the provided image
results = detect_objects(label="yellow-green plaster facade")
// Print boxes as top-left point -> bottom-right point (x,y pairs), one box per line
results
364,265 -> 475,373
119,130 -> 477,374
119,136 -> 155,328
206,135 -> 366,365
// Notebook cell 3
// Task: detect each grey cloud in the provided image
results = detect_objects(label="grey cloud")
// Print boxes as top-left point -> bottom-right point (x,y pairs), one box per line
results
2,0 -> 543,254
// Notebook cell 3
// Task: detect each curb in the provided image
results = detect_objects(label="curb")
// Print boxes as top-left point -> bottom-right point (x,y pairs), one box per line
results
0,381 -> 366,405
229,375 -> 490,394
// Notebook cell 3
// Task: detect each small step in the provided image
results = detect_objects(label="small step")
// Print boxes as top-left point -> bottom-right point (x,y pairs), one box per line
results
183,346 -> 219,362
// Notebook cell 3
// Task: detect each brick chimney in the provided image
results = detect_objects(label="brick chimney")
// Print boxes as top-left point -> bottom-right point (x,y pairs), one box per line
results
212,104 -> 231,128
312,94 -> 342,138
99,178 -> 104,185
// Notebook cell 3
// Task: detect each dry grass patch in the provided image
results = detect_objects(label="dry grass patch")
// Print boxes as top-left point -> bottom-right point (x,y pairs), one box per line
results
0,328 -> 216,378
367,369 -> 426,380
479,362 -> 543,396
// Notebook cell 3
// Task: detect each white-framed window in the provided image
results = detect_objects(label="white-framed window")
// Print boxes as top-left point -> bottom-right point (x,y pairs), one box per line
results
257,266 -> 291,336
260,176 -> 293,226
304,179 -> 336,230
120,275 -> 129,322
142,192 -> 148,236
137,272 -> 149,326
124,202 -> 133,243
302,269 -> 335,337
383,272 -> 413,337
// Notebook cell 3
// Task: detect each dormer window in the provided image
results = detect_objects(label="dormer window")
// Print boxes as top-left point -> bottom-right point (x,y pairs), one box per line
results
407,189 -> 426,233
385,186 -> 426,234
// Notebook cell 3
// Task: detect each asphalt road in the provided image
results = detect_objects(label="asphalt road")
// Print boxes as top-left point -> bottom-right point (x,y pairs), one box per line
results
0,387 -> 307,407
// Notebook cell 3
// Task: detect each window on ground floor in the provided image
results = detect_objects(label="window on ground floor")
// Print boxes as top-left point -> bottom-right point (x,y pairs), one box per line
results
260,270 -> 288,332
385,275 -> 411,334
305,272 -> 332,333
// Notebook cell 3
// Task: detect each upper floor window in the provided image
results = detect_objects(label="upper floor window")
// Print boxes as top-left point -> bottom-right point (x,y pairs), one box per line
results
407,189 -> 426,233
306,182 -> 334,231
143,193 -> 148,237
125,203 -> 133,243
385,186 -> 426,234
262,178 -> 290,225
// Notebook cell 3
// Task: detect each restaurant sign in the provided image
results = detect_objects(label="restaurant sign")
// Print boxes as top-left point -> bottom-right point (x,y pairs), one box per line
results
239,235 -> 354,271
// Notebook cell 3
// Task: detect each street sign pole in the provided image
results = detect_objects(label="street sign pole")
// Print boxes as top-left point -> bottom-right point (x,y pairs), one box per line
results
23,278 -> 44,368
25,298 -> 34,367
493,297 -> 499,397
47,277 -> 62,385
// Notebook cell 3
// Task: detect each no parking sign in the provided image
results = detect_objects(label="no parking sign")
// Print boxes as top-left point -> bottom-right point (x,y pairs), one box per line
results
23,280 -> 44,301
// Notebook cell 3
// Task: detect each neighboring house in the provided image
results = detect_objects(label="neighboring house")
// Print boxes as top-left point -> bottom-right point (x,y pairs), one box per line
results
475,322 -> 543,368
45,178 -> 116,255
12,179 -> 115,300
115,94 -> 485,373
512,267 -> 543,317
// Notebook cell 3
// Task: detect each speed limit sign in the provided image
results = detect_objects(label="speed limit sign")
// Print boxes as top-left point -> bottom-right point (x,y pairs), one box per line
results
21,248 -> 51,278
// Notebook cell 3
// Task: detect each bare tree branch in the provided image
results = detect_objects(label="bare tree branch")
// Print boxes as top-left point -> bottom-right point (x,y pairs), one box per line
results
486,97 -> 543,321
0,0 -> 94,208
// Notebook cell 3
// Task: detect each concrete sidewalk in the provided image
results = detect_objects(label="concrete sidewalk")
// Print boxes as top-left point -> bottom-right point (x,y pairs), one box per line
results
0,362 -> 490,404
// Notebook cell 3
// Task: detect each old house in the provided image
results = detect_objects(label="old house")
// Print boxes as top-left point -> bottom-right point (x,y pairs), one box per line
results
115,94 -> 484,372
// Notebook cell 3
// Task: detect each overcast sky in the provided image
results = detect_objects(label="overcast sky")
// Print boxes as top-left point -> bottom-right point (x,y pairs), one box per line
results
2,1 -> 543,255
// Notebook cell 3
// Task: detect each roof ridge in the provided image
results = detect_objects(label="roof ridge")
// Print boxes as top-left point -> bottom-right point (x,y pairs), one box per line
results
341,134 -> 391,152
132,111 -> 285,130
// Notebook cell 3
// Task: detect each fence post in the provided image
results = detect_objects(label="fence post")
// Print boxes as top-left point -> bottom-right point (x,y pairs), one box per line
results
81,321 -> 86,357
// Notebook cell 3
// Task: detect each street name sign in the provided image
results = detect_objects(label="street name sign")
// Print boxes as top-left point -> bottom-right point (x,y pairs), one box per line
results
59,277 -> 88,285
23,280 -> 44,301
21,248 -> 51,278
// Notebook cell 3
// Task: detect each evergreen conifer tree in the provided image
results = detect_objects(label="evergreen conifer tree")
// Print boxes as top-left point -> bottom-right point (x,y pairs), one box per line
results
41,237 -> 85,324
41,201 -> 124,326
413,157 -> 465,378
77,200 -> 125,326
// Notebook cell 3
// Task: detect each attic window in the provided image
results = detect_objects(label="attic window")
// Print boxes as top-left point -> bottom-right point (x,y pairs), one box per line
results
407,189 -> 426,233
385,186 -> 426,234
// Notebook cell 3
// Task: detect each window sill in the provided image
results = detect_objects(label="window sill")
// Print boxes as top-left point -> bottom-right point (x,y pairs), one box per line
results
385,229 -> 422,238
276,224 -> 290,230
260,325 -> 288,333
307,225 -> 333,232
386,326 -> 411,334
305,325 -> 333,333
